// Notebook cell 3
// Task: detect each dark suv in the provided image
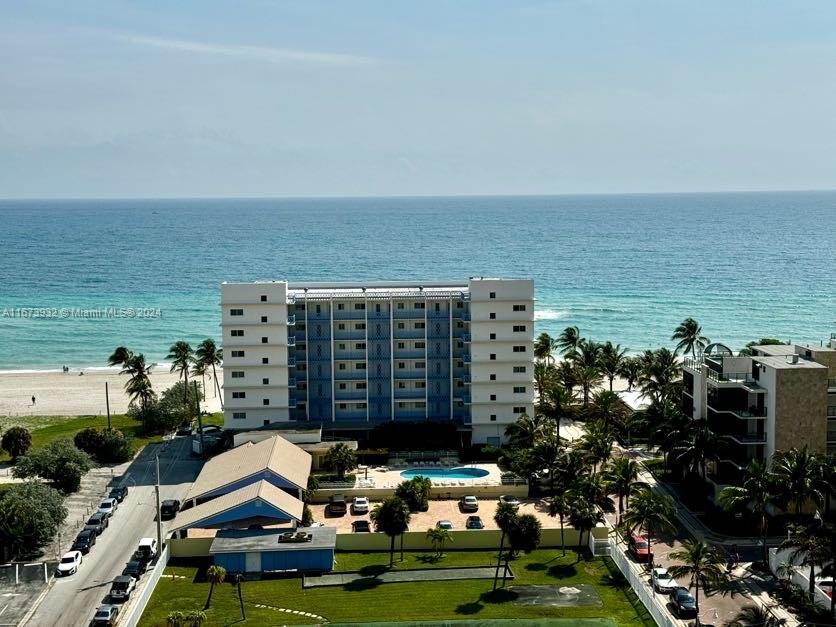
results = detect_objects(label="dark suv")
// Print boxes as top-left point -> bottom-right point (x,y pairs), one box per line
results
108,486 -> 129,502
84,513 -> 109,535
160,499 -> 181,520
328,494 -> 347,516
71,529 -> 97,554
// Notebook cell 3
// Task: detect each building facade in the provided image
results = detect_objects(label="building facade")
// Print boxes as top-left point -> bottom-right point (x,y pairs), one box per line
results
682,338 -> 836,491
220,278 -> 535,444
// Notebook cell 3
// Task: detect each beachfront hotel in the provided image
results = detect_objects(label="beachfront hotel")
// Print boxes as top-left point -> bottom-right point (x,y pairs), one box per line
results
682,338 -> 836,492
220,278 -> 535,445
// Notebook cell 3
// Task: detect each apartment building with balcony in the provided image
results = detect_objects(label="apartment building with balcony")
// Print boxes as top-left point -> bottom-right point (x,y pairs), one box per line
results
220,278 -> 535,445
682,338 -> 836,492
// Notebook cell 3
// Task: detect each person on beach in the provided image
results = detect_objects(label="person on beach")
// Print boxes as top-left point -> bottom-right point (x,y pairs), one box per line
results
31,395 -> 35,405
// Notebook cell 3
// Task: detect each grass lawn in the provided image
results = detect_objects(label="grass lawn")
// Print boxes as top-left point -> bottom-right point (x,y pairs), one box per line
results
0,412 -> 224,462
138,550 -> 654,626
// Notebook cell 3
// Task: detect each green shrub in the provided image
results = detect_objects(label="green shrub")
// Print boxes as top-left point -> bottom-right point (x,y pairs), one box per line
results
1,426 -> 32,462
13,439 -> 94,493
0,481 -> 67,558
395,476 -> 432,512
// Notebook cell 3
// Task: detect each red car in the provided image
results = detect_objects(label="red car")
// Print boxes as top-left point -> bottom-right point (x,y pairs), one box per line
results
628,534 -> 653,563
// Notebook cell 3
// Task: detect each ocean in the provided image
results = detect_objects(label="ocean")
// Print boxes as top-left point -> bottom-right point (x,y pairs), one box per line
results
0,192 -> 834,370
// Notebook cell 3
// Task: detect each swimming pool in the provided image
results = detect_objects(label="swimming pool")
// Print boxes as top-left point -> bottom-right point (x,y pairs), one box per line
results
399,467 -> 490,480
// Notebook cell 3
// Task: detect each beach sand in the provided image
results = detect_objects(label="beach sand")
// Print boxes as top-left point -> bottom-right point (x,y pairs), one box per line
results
0,368 -> 224,417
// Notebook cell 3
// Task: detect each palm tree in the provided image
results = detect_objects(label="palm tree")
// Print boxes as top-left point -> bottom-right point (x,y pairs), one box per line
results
548,492 -> 571,556
191,360 -> 207,402
568,498 -> 604,554
166,611 -> 185,627
671,317 -> 710,357
616,410 -> 645,449
622,486 -> 676,567
638,348 -> 681,407
370,497 -> 411,567
534,332 -> 558,363
126,374 -> 156,421
185,610 -> 207,627
533,362 -> 554,401
544,383 -> 573,444
426,527 -> 453,557
574,366 -> 603,410
167,340 -> 194,403
576,420 -> 614,474
772,446 -> 824,517
324,442 -> 357,480
107,346 -> 133,367
727,605 -> 786,627
603,456 -> 642,526
492,501 -> 519,590
556,326 -> 583,356
780,522 -> 832,602
668,540 -> 728,622
533,430 -> 562,495
203,564 -> 226,609
589,390 -> 628,430
717,459 -> 777,565
674,419 -> 722,483
195,338 -> 223,401
504,413 -> 547,449
600,342 -> 628,391
620,356 -> 642,391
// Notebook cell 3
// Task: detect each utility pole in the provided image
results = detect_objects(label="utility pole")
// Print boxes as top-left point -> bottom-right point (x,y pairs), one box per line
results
155,453 -> 162,551
105,381 -> 111,430
194,380 -> 205,459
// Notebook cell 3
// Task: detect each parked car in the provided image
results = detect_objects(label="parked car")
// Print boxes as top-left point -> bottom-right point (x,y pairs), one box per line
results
352,496 -> 370,514
109,575 -> 136,601
352,520 -> 371,533
108,486 -> 128,502
56,551 -> 83,576
465,515 -> 485,529
71,529 -> 97,554
436,520 -> 454,530
175,424 -> 193,436
651,567 -> 678,594
328,494 -> 347,516
673,587 -> 697,618
84,513 -> 109,535
460,495 -> 479,512
123,559 -> 147,578
134,537 -> 158,562
198,425 -> 221,434
160,499 -> 181,520
90,604 -> 119,626
98,498 -> 118,518
499,495 -> 520,509
628,534 -> 653,563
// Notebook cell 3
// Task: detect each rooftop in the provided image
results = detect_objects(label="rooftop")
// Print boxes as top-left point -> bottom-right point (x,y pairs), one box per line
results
210,526 -> 336,554
754,355 -> 828,370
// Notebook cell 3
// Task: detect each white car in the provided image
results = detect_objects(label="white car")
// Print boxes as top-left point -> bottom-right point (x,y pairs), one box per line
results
651,567 -> 678,594
98,497 -> 118,518
56,550 -> 83,576
352,497 -> 370,513
135,537 -> 158,561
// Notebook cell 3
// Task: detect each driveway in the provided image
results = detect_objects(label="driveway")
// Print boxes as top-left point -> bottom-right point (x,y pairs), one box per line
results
21,435 -> 203,627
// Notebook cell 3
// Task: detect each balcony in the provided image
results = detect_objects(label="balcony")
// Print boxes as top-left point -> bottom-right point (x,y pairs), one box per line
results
724,433 -> 767,445
288,378 -> 297,388
461,334 -> 471,343
427,309 -> 449,319
683,357 -> 702,372
707,403 -> 767,419
394,389 -> 426,400
705,369 -> 763,391
334,391 -> 367,401
286,295 -> 296,305
333,370 -> 367,381
453,311 -> 471,321
462,354 -> 472,363
287,314 -> 296,325
287,336 -> 296,346
393,309 -> 427,320
829,378 -> 836,391
394,370 -> 426,380
333,351 -> 366,360
288,398 -> 297,409
287,357 -> 297,367
462,374 -> 472,384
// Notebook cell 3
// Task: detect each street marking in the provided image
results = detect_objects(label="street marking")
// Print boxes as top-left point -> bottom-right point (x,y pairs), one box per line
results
0,604 -> 8,617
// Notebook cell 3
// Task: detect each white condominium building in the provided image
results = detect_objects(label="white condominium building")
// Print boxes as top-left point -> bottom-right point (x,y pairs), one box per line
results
220,278 -> 535,445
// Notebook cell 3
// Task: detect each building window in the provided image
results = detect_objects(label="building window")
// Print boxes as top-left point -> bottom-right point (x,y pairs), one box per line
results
338,363 -> 347,370
415,341 -> 425,348
514,386 -> 526,393
261,315 -> 267,323
231,329 -> 244,337
490,414 -> 497,422
415,302 -> 425,309
513,366 -> 526,373
398,381 -> 406,389
356,362 -> 367,370
357,382 -> 367,389
490,333 -> 496,340
261,337 -> 268,344
513,345 -> 526,353
263,419 -> 270,426
262,357 -> 269,364
356,323 -> 366,330
457,361 -> 464,368
513,304 -> 527,311
358,402 -> 367,409
263,399 -> 270,406
398,342 -> 405,349
398,362 -> 406,369
397,302 -> 405,309
232,391 -> 246,399
355,342 -> 366,350
490,394 -> 497,401
338,343 -> 346,350
513,325 -> 526,332
233,412 -> 246,420
339,383 -> 347,390
415,322 -> 425,329
416,381 -> 426,389
416,361 -> 425,369
513,406 -> 526,414
490,374 -> 496,381
231,371 -> 245,379
337,303 -> 345,310
339,403 -> 347,409
297,364 -> 307,371
489,291 -> 496,299
416,402 -> 426,408
230,308 -> 243,316
260,295 -> 267,302
231,350 -> 244,358
375,303 -> 381,312
262,378 -> 269,385
490,354 -> 496,361
397,322 -> 405,330
489,313 -> 496,320
355,303 -> 365,310
338,323 -> 345,330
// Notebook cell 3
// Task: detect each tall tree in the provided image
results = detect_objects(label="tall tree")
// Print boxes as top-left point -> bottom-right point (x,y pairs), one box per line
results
426,527 -> 453,558
602,456 -> 642,526
772,446 -> 824,517
323,442 -> 357,480
622,486 -> 676,567
568,498 -> 605,553
167,341 -> 194,404
204,565 -> 226,609
779,522 -> 832,602
534,332 -> 558,363
107,346 -> 133,367
599,341 -> 628,391
620,356 -> 642,392
492,502 -> 519,590
717,459 -> 777,565
589,390 -> 628,430
544,383 -> 573,444
1,426 -> 32,462
671,317 -> 710,357
0,481 -> 67,558
576,419 -> 614,474
727,605 -> 787,627
504,413 -> 547,449
195,338 -> 224,402
370,497 -> 411,567
668,540 -> 728,621
673,419 -> 722,483
548,492 -> 571,556
556,326 -> 583,356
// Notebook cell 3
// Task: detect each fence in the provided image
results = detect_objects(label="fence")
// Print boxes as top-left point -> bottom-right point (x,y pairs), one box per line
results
118,544 -> 170,627
769,547 -> 831,610
0,561 -> 53,585
607,535 -> 681,627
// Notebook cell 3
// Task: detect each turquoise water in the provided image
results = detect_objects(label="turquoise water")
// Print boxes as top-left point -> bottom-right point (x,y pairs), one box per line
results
400,467 -> 490,480
0,192 -> 834,369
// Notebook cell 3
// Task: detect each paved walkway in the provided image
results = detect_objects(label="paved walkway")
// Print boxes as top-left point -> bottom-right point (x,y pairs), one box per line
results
304,566 -> 510,588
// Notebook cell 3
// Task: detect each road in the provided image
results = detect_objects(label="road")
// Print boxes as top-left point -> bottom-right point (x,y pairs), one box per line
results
22,436 -> 202,627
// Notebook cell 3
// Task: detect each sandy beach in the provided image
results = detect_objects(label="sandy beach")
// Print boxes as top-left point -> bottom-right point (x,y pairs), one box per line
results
0,367 -> 224,417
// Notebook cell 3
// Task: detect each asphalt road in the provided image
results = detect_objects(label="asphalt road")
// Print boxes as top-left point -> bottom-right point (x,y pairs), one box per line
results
23,436 -> 202,627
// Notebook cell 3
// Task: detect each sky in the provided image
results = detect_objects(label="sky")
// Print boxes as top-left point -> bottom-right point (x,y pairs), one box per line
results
2,1 -> 836,198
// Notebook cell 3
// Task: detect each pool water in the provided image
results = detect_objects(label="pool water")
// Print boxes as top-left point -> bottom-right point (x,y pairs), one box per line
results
399,467 -> 490,480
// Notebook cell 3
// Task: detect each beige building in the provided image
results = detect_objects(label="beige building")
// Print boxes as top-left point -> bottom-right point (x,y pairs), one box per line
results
682,337 -> 836,492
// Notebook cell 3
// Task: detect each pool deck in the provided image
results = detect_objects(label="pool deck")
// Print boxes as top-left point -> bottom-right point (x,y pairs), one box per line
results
355,463 -> 503,490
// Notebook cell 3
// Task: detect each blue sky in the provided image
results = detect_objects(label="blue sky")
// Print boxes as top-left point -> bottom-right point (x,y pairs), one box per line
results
2,1 -> 836,197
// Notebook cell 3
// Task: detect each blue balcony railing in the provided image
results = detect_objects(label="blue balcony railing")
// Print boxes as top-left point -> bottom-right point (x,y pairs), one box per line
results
287,314 -> 296,325
288,398 -> 298,408
287,357 -> 297,367
288,378 -> 297,387
463,354 -> 472,363
461,334 -> 471,342
287,336 -> 296,346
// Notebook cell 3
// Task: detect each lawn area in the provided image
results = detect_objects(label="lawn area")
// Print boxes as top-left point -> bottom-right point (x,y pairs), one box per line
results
138,550 -> 654,626
0,412 -> 224,462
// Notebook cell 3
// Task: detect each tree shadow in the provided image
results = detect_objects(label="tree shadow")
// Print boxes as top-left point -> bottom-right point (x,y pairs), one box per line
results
343,577 -> 382,592
416,554 -> 442,564
358,564 -> 389,577
479,589 -> 518,605
525,562 -> 547,571
547,563 -> 578,578
454,601 -> 484,615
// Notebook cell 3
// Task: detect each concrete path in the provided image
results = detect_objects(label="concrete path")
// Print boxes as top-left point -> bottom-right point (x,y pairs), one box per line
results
304,566 -> 509,588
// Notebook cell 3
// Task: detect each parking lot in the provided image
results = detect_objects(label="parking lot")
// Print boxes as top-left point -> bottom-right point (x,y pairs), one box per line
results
0,562 -> 54,627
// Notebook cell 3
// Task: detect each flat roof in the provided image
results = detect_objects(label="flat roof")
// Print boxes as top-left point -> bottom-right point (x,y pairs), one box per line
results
751,344 -> 796,356
755,355 -> 827,370
173,480 -> 304,532
210,526 -> 337,554
185,436 -> 311,502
